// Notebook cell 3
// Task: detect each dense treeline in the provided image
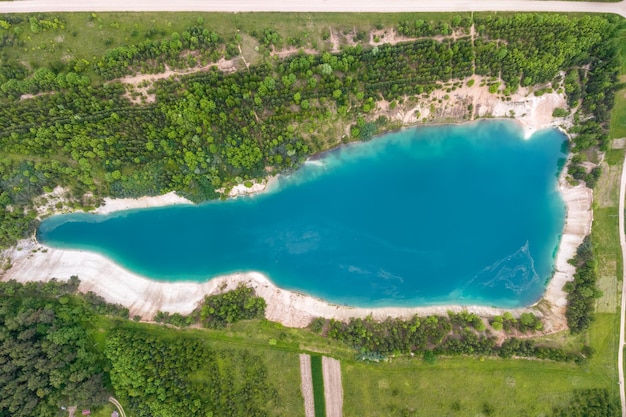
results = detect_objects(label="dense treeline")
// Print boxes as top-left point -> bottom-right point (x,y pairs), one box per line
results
0,279 -> 280,416
0,14 -> 619,249
198,285 -> 266,328
0,278 -> 110,416
565,237 -> 603,333
105,330 -> 278,417
552,389 -> 618,417
155,284 -> 266,328
474,14 -> 610,87
311,311 -> 591,362
0,275 -> 128,318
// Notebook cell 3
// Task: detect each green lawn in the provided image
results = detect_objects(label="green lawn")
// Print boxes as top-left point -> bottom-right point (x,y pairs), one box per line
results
340,315 -> 620,417
311,355 -> 327,417
87,306 -> 621,417
610,81 -> 626,140
91,403 -> 117,417
343,355 -> 611,417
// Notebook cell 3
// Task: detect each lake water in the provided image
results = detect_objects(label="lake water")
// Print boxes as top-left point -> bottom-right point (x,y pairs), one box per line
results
38,120 -> 567,308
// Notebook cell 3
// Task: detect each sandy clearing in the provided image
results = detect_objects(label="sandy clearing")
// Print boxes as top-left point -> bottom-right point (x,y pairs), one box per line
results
0,0 -> 623,17
300,354 -> 315,417
375,75 -> 570,139
322,356 -> 343,417
93,191 -> 192,214
217,175 -> 279,198
433,76 -> 568,138
119,58 -> 239,87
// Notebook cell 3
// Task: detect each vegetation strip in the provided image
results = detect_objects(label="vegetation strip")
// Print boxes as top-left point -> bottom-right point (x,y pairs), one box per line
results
310,355 -> 327,417
617,152 -> 626,415
0,267 -> 621,415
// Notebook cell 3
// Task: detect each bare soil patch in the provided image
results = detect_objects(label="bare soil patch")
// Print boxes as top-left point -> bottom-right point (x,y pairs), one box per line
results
322,356 -> 343,417
299,354 -> 315,417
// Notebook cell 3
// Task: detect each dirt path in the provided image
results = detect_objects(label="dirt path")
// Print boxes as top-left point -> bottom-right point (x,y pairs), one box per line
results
119,58 -> 238,86
617,153 -> 626,417
0,0 -> 624,17
109,397 -> 127,417
322,356 -> 343,417
299,354 -> 315,417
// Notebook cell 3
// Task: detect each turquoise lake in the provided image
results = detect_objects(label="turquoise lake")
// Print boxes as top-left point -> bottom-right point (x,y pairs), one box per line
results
38,120 -> 567,308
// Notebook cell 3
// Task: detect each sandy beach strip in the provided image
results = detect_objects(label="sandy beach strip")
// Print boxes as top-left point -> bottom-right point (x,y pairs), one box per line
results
93,191 -> 193,214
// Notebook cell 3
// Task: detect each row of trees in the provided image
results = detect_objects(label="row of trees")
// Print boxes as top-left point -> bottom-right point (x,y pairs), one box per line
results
565,237 -> 603,333
311,311 -> 590,363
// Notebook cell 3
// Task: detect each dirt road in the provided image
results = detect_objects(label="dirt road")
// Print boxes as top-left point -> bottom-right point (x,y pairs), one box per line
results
618,155 -> 626,417
322,356 -> 343,417
299,354 -> 315,417
0,0 -> 624,17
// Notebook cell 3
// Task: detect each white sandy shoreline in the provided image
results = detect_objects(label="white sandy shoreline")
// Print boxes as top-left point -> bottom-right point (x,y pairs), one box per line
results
0,111 -> 592,333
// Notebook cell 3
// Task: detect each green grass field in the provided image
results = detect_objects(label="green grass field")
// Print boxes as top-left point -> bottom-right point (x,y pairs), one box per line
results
609,28 -> 626,141
340,313 -> 620,416
343,356 -> 611,417
310,355 -> 327,417
88,307 -> 622,417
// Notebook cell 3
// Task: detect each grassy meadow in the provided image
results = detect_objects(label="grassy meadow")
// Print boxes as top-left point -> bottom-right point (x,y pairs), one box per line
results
2,11 -> 471,80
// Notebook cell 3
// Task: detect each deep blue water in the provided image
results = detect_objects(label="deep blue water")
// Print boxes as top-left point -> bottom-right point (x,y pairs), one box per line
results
38,120 -> 567,308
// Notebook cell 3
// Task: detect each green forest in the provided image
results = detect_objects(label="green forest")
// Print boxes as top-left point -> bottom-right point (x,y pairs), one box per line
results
0,13 -> 621,250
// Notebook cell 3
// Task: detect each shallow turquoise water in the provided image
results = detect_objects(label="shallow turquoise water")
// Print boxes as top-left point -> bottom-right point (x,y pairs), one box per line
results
39,120 -> 567,308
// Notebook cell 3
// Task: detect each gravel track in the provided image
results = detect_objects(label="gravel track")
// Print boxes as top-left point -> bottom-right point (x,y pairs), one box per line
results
617,154 -> 626,417
299,354 -> 315,417
322,356 -> 343,417
0,0 -> 624,17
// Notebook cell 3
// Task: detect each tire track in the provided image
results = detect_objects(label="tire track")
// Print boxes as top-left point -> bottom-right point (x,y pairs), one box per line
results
299,354 -> 315,417
322,356 -> 343,417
